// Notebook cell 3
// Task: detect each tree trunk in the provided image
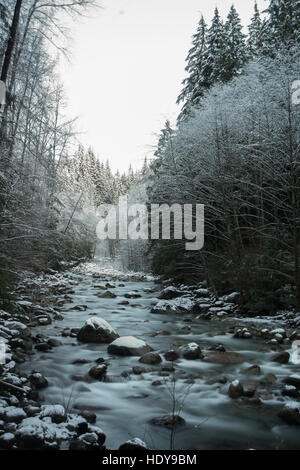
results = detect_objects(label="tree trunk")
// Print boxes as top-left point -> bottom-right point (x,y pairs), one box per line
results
0,0 -> 23,84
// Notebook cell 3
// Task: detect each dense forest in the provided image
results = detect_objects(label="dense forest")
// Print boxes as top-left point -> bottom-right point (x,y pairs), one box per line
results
147,0 -> 300,315
0,0 -> 146,291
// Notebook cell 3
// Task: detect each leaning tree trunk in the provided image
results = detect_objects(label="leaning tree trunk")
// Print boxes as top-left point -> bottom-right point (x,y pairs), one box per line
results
1,0 -> 23,85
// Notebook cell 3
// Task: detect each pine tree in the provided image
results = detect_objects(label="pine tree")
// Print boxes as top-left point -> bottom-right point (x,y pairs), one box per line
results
177,15 -> 207,121
248,1 -> 264,56
266,0 -> 300,47
153,120 -> 174,170
222,5 -> 247,82
201,8 -> 227,88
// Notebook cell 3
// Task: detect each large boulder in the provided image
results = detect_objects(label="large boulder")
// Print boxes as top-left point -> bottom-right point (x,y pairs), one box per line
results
203,351 -> 244,364
77,317 -> 119,343
108,336 -> 152,356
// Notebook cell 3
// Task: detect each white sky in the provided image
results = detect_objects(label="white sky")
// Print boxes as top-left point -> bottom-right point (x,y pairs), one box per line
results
59,0 -> 267,172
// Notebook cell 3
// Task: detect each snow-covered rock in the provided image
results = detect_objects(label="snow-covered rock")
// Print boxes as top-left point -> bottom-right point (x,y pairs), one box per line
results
278,402 -> 300,425
228,380 -> 243,399
77,316 -> 119,343
107,336 -> 152,356
2,406 -> 27,423
180,342 -> 202,360
39,405 -> 66,423
151,297 -> 196,314
119,437 -> 148,451
158,286 -> 188,300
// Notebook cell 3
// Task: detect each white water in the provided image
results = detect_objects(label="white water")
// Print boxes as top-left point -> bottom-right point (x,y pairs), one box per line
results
19,261 -> 300,450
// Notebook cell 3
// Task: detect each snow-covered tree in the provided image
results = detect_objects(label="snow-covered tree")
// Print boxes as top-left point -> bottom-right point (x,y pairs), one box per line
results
222,5 -> 247,82
177,15 -> 207,121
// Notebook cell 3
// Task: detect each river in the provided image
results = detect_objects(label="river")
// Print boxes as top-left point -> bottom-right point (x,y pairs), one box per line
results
19,261 -> 300,450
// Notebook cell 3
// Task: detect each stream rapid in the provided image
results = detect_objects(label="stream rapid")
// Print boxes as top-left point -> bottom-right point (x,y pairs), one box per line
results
19,261 -> 300,450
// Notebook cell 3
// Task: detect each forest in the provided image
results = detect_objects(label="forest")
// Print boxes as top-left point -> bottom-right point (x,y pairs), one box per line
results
0,0 -> 300,455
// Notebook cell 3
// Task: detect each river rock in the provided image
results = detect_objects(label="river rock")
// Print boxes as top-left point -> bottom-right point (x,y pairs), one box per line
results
36,315 -> 52,326
203,351 -> 244,364
98,291 -> 116,299
77,317 -> 119,343
88,364 -> 107,380
70,431 -> 104,450
29,372 -> 48,389
132,366 -> 147,375
108,337 -> 152,356
164,350 -> 180,361
234,328 -> 252,339
79,410 -> 97,424
139,352 -> 162,365
149,414 -> 185,428
151,297 -> 196,314
34,342 -> 52,352
39,405 -> 66,424
158,286 -> 186,300
3,406 -> 27,423
242,365 -> 261,376
261,373 -> 277,385
271,351 -> 290,364
0,433 -> 15,449
119,438 -> 148,451
180,343 -> 202,360
228,380 -> 244,398
282,385 -> 299,398
243,383 -> 257,398
278,403 -> 300,425
124,291 -> 141,299
283,375 -> 300,388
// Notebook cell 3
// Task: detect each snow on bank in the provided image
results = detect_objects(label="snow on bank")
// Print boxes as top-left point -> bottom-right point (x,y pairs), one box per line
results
73,259 -> 157,282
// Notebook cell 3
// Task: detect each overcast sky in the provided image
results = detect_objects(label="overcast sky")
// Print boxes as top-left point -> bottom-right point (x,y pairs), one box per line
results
59,0 -> 267,172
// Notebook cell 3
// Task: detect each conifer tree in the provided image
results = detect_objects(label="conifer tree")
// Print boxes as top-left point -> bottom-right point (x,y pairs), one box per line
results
266,0 -> 300,47
248,1 -> 264,56
177,15 -> 207,120
201,8 -> 227,88
222,5 -> 247,82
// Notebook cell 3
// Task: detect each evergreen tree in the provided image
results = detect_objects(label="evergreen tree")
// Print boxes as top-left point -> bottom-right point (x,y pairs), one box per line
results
222,5 -> 247,82
248,1 -> 264,56
177,15 -> 207,121
153,120 -> 174,170
201,8 -> 227,88
266,0 -> 300,47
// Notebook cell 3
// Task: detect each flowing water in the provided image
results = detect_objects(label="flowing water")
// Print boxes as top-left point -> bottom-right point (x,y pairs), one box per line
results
20,262 -> 300,450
